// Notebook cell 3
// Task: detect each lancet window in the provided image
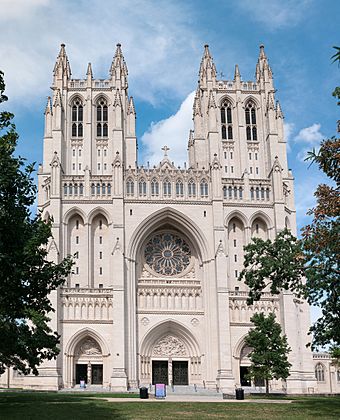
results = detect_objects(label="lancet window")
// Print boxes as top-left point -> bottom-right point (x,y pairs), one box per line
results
163,179 -> 171,197
315,364 -> 325,382
188,179 -> 196,197
126,178 -> 134,196
139,179 -> 147,196
151,179 -> 159,196
200,179 -> 208,197
176,180 -> 184,197
245,101 -> 257,141
96,98 -> 108,137
221,99 -> 233,140
71,98 -> 83,137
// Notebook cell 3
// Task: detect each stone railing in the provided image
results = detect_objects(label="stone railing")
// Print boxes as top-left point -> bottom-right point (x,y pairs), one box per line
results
137,285 -> 202,311
69,80 -> 86,88
217,80 -> 258,91
60,287 -> 113,321
228,290 -> 280,324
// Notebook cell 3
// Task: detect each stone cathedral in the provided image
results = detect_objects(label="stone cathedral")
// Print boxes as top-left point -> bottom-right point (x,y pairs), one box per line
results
3,43 -> 323,393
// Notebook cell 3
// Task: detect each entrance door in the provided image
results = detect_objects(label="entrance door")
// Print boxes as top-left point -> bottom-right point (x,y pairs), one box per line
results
172,361 -> 188,385
75,364 -> 87,384
91,364 -> 103,385
152,361 -> 168,385
240,366 -> 251,386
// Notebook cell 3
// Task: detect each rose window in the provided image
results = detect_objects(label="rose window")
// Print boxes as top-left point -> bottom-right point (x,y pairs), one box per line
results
144,233 -> 191,276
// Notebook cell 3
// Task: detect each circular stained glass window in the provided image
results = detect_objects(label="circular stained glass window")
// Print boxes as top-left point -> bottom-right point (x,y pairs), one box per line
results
144,232 -> 191,276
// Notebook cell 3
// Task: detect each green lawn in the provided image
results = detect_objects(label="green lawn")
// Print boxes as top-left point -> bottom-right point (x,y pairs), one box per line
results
0,392 -> 339,420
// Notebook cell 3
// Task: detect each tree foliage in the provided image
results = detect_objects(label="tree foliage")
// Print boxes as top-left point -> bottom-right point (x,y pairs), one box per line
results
239,229 -> 305,305
0,70 -> 73,375
239,48 -> 340,350
245,313 -> 291,395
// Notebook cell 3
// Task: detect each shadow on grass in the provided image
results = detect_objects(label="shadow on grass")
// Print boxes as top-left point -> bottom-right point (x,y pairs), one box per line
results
0,392 -> 127,420
0,392 -> 339,420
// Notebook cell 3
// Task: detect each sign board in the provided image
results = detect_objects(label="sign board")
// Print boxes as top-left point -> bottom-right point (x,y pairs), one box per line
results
155,383 -> 166,398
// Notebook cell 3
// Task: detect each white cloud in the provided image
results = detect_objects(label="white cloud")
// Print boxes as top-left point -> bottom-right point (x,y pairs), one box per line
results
235,0 -> 312,30
140,91 -> 195,166
294,123 -> 324,144
283,122 -> 294,152
294,123 -> 325,161
0,0 -> 201,106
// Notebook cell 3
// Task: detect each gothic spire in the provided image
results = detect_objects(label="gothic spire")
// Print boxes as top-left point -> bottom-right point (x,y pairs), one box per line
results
276,100 -> 284,119
44,96 -> 52,115
199,44 -> 217,85
127,96 -> 135,115
193,90 -> 202,116
110,43 -> 128,77
53,43 -> 71,82
86,62 -> 93,78
234,64 -> 241,81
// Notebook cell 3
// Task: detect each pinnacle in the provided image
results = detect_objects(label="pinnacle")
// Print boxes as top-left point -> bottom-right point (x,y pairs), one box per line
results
259,44 -> 266,58
234,64 -> 241,80
128,96 -> 135,114
86,62 -> 93,77
208,90 -> 217,108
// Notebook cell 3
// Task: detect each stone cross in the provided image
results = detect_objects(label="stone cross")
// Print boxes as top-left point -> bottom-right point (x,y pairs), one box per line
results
162,145 -> 170,157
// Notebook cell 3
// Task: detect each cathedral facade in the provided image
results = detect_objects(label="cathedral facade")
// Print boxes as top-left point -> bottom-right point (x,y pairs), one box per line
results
1,43 -> 321,393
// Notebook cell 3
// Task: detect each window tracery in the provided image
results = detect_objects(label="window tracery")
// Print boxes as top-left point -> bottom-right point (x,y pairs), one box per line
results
71,98 -> 83,137
144,233 -> 191,276
315,363 -> 325,382
96,98 -> 108,137
245,101 -> 257,141
221,99 -> 233,140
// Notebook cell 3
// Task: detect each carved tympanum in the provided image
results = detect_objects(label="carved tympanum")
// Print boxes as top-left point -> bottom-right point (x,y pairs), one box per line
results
152,335 -> 187,356
76,338 -> 101,356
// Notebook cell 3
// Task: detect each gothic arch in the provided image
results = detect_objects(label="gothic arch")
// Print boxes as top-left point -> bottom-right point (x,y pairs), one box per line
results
93,93 -> 111,106
88,207 -> 112,225
225,210 -> 248,228
233,335 -> 249,360
219,95 -> 235,108
65,327 -> 110,357
249,211 -> 273,228
243,95 -> 260,109
68,93 -> 86,106
140,320 -> 200,357
127,207 -> 211,264
63,207 -> 87,225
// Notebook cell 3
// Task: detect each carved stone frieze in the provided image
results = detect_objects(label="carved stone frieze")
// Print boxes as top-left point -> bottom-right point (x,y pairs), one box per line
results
152,335 -> 187,356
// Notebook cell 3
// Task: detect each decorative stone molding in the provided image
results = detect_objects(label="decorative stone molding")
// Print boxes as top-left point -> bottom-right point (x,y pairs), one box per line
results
152,335 -> 187,357
75,338 -> 102,356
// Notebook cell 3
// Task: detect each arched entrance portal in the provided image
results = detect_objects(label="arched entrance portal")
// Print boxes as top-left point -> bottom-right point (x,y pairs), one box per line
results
140,321 -> 201,386
74,337 -> 103,385
64,329 -> 110,388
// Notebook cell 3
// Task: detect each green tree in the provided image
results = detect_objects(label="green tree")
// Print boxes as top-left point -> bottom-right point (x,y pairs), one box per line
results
245,313 -> 291,395
239,48 -> 340,350
0,70 -> 72,375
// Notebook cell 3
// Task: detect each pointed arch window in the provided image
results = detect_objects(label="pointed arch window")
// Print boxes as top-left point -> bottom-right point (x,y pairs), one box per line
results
151,179 -> 159,196
200,179 -> 208,197
221,100 -> 233,140
315,364 -> 325,382
126,178 -> 134,196
163,179 -> 171,197
96,98 -> 108,137
71,98 -> 83,137
245,101 -> 257,141
188,179 -> 196,197
138,179 -> 147,196
176,180 -> 184,197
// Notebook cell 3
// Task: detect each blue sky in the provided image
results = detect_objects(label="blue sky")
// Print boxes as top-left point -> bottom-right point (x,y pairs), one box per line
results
1,0 -> 339,233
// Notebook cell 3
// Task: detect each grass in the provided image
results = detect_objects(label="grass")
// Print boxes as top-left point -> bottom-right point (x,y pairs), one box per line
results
0,392 -> 339,420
